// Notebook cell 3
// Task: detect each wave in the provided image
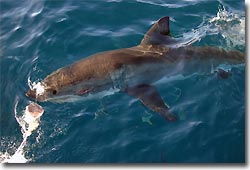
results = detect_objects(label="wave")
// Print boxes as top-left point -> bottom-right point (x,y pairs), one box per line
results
135,0 -> 213,8
171,4 -> 245,50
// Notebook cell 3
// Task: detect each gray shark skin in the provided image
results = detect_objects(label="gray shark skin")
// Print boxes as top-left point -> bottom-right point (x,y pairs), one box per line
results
26,16 -> 244,121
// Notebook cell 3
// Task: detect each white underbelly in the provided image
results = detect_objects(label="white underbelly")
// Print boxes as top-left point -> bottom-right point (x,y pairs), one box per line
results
48,88 -> 119,103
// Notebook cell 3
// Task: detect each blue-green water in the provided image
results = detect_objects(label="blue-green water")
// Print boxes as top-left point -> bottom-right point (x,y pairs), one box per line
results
0,0 -> 245,163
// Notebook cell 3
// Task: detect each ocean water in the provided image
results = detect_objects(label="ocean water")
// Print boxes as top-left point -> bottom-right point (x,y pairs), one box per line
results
0,0 -> 245,163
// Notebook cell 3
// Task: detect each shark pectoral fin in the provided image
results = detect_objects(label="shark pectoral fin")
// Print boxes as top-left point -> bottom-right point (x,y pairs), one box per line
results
125,84 -> 177,121
140,16 -> 175,46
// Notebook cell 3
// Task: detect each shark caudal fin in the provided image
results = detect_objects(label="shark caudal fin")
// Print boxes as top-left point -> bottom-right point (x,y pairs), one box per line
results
126,84 -> 178,122
140,16 -> 175,46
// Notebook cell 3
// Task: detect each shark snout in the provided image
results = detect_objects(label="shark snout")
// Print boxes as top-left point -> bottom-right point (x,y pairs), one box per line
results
26,89 -> 36,98
26,89 -> 46,102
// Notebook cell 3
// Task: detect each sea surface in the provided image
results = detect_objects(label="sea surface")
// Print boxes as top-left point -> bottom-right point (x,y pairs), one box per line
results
0,0 -> 245,163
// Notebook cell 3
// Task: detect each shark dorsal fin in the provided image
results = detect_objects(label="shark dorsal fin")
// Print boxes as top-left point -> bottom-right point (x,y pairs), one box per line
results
140,16 -> 174,46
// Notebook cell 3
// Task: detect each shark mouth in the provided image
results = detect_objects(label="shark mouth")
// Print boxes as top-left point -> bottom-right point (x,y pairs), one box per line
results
47,88 -> 93,103
76,88 -> 92,96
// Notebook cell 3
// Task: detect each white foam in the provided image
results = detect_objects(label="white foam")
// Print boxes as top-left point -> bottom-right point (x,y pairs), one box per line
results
1,101 -> 44,163
23,104 -> 44,136
33,82 -> 45,95
173,5 -> 245,49
209,5 -> 245,48
28,77 -> 45,96
3,135 -> 29,163
5,152 -> 28,163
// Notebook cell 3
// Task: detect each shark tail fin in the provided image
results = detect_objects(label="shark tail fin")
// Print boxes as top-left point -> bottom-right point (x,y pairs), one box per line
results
140,16 -> 175,46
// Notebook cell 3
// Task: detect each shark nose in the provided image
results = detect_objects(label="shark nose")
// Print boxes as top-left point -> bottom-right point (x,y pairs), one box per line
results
26,89 -> 46,102
26,89 -> 36,99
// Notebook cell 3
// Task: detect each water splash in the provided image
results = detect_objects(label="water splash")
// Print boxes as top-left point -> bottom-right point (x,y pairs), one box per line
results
209,5 -> 245,49
1,100 -> 44,163
172,5 -> 245,49
28,77 -> 45,96
172,19 -> 212,47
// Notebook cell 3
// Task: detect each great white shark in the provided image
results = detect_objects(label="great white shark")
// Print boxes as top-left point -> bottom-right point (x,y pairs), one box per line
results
26,16 -> 244,121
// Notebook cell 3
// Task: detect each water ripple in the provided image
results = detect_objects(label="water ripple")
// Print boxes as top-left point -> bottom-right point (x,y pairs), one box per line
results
0,0 -> 245,163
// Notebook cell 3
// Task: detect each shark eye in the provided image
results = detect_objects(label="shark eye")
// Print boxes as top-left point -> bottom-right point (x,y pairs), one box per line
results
52,90 -> 57,95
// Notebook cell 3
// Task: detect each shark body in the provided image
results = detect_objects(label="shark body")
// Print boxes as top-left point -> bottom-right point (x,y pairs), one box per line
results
26,16 -> 244,121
